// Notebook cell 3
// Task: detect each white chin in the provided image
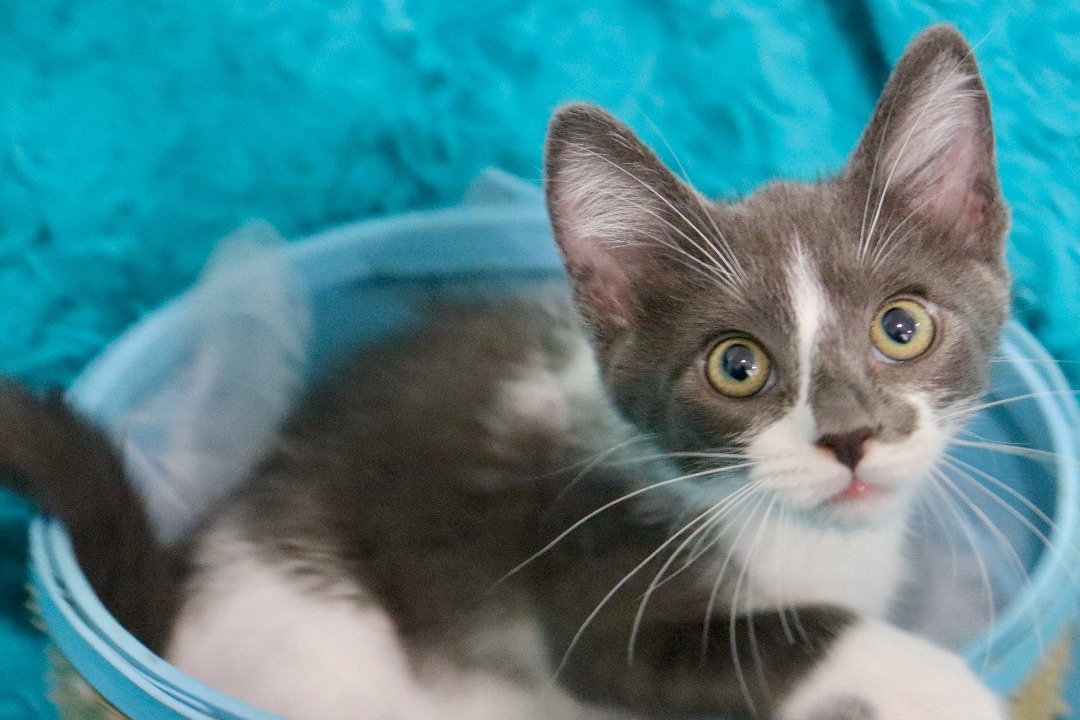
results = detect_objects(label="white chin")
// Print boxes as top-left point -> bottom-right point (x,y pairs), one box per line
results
797,484 -> 919,529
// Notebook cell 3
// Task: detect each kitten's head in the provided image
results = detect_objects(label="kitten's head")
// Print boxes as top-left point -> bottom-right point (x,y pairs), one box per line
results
544,25 -> 1009,528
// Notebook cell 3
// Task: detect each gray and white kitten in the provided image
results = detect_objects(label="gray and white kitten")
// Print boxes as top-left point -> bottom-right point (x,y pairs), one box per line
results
0,25 -> 1011,720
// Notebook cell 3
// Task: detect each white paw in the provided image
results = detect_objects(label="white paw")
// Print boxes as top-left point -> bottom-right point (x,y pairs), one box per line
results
779,620 -> 1007,720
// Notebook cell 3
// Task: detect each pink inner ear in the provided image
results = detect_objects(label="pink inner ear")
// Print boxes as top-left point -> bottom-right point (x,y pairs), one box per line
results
548,162 -> 647,333
875,53 -> 994,241
917,127 -> 988,237
564,234 -> 635,331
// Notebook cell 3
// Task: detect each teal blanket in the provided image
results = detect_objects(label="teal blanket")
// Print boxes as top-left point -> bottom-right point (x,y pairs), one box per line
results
1,2 -> 1077,716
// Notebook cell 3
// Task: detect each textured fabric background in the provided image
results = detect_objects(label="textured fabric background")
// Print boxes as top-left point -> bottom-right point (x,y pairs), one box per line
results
0,1 -> 1077,717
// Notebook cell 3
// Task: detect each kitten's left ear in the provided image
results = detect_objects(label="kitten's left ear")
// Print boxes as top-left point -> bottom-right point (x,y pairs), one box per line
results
847,25 -> 1007,262
545,104 -> 717,351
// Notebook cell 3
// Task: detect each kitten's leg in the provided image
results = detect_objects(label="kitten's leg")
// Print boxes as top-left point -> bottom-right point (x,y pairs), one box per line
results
778,618 -> 1004,720
555,608 -> 1005,719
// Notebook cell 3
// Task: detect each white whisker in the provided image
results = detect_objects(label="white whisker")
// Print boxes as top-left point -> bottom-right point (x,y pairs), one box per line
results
627,479 -> 763,661
915,487 -> 965,627
950,436 -> 1068,466
988,356 -> 1080,367
946,453 -> 1061,532
732,495 -> 778,699
926,469 -> 998,672
943,389 -> 1080,417
702,492 -> 769,715
943,455 -> 1080,585
773,504 -> 801,645
857,105 -> 894,263
935,464 -> 1047,664
496,461 -> 756,586
551,433 -> 659,505
635,113 -> 743,280
550,479 -> 757,682
589,185 -> 738,290
577,148 -> 746,290
869,205 -> 925,269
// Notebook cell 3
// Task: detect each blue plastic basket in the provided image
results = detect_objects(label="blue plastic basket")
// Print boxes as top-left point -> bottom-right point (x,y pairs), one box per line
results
28,171 -> 1080,718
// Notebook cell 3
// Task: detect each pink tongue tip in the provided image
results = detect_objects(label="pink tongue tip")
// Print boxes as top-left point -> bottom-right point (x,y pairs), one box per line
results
838,478 -> 876,501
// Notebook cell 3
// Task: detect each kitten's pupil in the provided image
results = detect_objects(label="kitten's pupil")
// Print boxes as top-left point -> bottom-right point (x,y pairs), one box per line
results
706,338 -> 770,396
722,343 -> 758,381
881,307 -> 918,345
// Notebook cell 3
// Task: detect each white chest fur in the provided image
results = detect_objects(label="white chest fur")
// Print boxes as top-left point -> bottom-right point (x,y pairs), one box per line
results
719,506 -> 910,619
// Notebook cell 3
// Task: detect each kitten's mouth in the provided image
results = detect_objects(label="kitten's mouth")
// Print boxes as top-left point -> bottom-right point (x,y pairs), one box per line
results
826,477 -> 884,505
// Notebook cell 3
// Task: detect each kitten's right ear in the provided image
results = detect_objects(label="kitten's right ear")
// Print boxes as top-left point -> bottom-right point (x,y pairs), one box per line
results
846,25 -> 1007,262
544,104 -> 708,348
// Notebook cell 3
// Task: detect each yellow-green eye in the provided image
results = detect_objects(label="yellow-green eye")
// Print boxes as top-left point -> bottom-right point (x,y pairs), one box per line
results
871,299 -> 935,361
705,338 -> 771,397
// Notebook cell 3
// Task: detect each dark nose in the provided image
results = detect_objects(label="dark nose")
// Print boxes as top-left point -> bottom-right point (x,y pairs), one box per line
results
815,428 -> 874,470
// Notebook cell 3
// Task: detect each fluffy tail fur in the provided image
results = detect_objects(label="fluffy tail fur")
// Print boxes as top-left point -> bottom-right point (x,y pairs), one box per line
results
0,380 -> 178,652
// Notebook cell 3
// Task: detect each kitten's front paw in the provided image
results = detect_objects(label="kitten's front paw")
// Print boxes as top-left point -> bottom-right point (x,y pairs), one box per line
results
780,620 -> 1006,720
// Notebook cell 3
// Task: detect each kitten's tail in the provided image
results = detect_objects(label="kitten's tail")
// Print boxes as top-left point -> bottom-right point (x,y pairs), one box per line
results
0,379 -> 178,652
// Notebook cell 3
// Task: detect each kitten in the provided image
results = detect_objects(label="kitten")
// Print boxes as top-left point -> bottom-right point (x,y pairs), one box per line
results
0,24 -> 1011,720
